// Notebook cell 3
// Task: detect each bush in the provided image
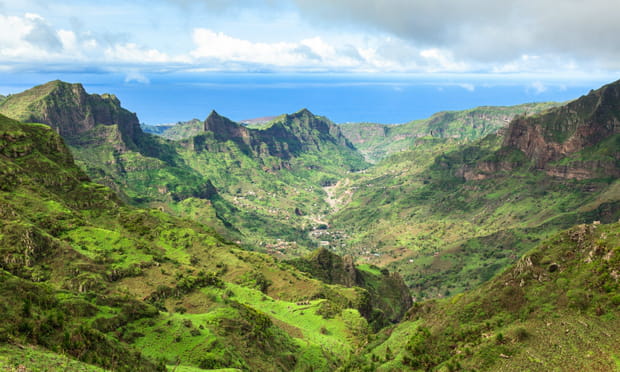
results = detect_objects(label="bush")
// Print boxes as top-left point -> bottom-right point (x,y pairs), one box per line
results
567,289 -> 590,310
513,327 -> 529,342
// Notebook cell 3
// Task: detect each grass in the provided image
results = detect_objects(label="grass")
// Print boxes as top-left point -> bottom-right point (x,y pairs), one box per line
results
356,221 -> 620,371
0,344 -> 106,372
225,283 -> 367,356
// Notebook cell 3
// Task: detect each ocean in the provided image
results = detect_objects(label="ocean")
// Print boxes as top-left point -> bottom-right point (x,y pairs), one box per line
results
0,72 -> 615,125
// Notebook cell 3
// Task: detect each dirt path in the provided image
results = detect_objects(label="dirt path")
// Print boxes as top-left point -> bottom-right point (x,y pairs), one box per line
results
323,178 -> 352,212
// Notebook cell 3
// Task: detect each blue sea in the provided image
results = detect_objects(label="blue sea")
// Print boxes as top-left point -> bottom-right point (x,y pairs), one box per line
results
0,72 -> 615,124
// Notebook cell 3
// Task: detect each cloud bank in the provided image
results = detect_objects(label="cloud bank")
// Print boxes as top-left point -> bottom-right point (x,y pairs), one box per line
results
1,0 -> 619,75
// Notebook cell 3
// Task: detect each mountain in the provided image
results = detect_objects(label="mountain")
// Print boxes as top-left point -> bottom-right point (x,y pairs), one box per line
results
0,80 -> 141,148
0,112 -> 410,371
328,80 -> 620,300
176,109 -> 361,162
0,82 -> 369,253
163,108 -> 368,254
0,81 -> 218,202
352,220 -> 620,371
339,102 -> 559,163
502,81 -> 620,179
143,118 -> 203,140
2,77 -> 619,370
0,81 -> 242,240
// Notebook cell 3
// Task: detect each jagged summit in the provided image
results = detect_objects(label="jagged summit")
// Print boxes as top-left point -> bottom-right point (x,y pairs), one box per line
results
289,108 -> 313,117
0,80 -> 142,146
504,79 -> 620,167
191,109 -> 363,163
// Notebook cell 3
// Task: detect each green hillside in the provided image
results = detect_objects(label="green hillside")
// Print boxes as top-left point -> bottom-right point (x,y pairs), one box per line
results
329,80 -> 620,300
1,78 -> 619,371
0,82 -> 368,255
0,113 -> 407,371
340,102 -> 559,163
0,81 -> 226,226
352,220 -> 620,371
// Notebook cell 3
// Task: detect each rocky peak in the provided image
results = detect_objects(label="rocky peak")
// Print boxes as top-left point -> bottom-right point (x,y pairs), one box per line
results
0,80 -> 143,148
503,80 -> 620,168
203,110 -> 251,144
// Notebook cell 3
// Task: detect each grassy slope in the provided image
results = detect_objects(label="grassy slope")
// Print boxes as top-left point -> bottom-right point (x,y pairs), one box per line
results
339,102 -> 559,163
0,81 -> 232,237
352,221 -> 620,371
168,111 -> 368,256
0,114 -> 377,371
330,128 -> 619,299
0,83 -> 369,255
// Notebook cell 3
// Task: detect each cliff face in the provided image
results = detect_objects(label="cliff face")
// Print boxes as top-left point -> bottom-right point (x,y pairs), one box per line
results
453,81 -> 620,181
204,110 -> 252,144
502,80 -> 620,178
200,109 -> 359,160
287,247 -> 413,325
0,80 -> 143,149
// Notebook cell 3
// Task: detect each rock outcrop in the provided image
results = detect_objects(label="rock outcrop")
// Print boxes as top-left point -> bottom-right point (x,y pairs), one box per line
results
0,80 -> 143,149
502,80 -> 620,178
287,247 -> 413,325
457,80 -> 620,181
198,109 -> 359,161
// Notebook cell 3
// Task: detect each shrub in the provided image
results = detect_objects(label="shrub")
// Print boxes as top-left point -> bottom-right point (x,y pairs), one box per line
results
513,327 -> 529,342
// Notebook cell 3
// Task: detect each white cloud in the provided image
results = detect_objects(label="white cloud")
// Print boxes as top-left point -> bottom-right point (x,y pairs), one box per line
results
0,13 -> 180,69
189,28 -> 478,72
124,71 -> 150,84
190,28 -> 377,70
104,43 -> 172,64
291,0 -> 620,71
529,81 -> 547,94
2,2 -> 619,75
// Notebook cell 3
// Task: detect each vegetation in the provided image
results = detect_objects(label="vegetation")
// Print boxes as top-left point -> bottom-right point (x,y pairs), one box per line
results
353,221 -> 620,371
0,113 -> 385,371
1,78 -> 619,371
329,82 -> 620,299
339,102 -> 560,163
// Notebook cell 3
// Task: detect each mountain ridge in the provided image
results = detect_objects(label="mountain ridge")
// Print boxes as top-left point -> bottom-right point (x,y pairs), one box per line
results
339,102 -> 560,162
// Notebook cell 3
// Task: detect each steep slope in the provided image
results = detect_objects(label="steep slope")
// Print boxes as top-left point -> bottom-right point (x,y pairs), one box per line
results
0,82 -> 369,254
352,221 -> 620,371
502,80 -> 620,178
330,80 -> 620,299
0,113 -> 408,371
287,248 -> 413,329
170,109 -> 367,254
340,102 -> 559,162
0,81 -> 234,234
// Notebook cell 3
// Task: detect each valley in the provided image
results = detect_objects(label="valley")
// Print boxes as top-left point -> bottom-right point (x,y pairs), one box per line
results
0,79 -> 618,371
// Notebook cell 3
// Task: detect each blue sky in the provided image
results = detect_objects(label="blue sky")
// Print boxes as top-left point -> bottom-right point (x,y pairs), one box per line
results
1,0 -> 619,78
1,1 -> 619,124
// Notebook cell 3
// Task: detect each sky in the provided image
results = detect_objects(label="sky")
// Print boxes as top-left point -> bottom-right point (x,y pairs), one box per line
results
1,0 -> 619,76
0,1 -> 619,123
